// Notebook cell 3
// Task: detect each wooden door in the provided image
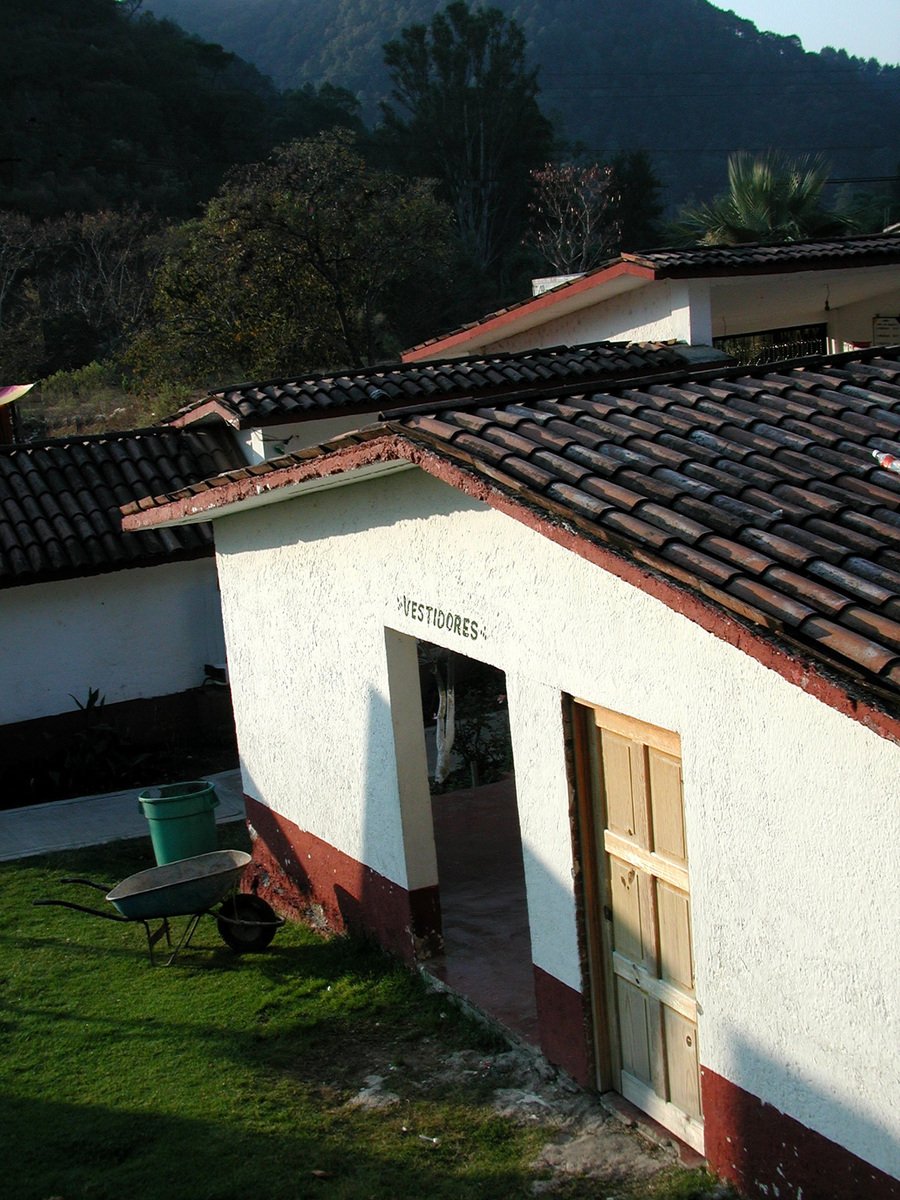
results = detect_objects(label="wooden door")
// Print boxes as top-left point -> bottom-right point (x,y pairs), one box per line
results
574,702 -> 703,1153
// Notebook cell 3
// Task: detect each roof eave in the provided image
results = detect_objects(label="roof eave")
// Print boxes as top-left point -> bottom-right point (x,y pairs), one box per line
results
402,262 -> 657,361
122,425 -> 900,742
166,399 -> 242,429
121,438 -> 416,531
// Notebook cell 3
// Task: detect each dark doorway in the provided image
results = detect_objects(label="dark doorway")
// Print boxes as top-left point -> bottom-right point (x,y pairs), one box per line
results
417,645 -> 539,1046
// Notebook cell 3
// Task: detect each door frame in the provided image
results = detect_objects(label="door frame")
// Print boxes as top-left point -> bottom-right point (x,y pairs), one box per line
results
570,697 -> 704,1153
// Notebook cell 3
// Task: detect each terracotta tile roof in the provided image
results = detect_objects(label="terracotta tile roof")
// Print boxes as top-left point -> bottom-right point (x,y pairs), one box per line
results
404,233 -> 900,359
621,233 -> 900,275
0,426 -> 243,587
393,349 -> 900,705
167,342 -> 729,430
124,345 -> 900,714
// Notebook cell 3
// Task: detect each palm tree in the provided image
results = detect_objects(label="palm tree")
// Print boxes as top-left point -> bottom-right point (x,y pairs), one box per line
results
678,151 -> 851,245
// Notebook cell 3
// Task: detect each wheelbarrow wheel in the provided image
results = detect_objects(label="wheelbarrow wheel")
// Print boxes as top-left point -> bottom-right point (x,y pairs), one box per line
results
217,894 -> 278,953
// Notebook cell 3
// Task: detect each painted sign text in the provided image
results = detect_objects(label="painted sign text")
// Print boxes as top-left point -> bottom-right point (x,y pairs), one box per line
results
398,594 -> 484,641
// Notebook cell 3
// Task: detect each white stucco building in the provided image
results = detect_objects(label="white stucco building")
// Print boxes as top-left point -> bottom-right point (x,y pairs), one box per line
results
125,344 -> 900,1200
402,233 -> 900,366
0,426 -> 243,793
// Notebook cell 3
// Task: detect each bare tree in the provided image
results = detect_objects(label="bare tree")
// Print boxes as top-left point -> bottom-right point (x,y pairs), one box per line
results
0,211 -> 36,334
527,162 -> 621,273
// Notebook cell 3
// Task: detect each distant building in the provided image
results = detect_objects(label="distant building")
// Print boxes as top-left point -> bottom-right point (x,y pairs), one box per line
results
403,234 -> 900,368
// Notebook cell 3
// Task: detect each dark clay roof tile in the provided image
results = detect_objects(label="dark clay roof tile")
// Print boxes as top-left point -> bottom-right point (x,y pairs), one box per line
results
0,426 -> 243,587
842,607 -> 900,653
727,577 -> 817,626
700,534 -> 776,575
762,566 -> 855,616
799,616 -> 899,675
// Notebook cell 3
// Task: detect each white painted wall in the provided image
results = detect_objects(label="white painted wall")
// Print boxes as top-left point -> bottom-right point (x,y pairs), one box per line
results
0,558 -> 226,724
238,415 -> 380,465
213,469 -> 898,1178
830,284 -> 900,350
447,268 -> 899,360
480,279 -> 711,354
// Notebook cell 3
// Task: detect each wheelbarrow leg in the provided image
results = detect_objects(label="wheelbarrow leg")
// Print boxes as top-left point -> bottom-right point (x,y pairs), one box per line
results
160,912 -> 204,967
143,918 -> 172,966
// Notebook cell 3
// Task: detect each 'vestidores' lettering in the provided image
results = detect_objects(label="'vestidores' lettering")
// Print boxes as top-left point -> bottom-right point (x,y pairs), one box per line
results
398,594 -> 482,640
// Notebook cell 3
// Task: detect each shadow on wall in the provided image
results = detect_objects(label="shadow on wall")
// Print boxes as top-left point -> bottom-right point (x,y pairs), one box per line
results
355,681 -> 442,962
703,1031 -> 900,1200
241,686 -> 437,962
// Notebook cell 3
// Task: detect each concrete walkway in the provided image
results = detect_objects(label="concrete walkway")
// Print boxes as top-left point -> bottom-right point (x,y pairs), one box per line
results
0,769 -> 245,862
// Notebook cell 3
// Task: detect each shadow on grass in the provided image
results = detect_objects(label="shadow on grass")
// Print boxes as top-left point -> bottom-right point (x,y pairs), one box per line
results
1,930 -> 487,1060
4,838 -> 542,1199
2,1092 -> 534,1200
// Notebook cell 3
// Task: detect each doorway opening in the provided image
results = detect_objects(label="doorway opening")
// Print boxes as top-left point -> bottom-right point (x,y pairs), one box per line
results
417,643 -> 538,1046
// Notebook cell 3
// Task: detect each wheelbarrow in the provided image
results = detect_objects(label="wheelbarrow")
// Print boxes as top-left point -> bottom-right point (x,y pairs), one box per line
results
34,849 -> 283,965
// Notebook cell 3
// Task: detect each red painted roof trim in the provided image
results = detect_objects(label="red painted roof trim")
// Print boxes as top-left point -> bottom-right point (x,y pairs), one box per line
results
122,436 -> 405,529
402,262 -> 658,362
401,239 -> 900,361
166,399 -> 240,429
122,433 -> 900,745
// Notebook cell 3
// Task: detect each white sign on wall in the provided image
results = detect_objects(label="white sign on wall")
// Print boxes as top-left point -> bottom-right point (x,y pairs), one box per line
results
873,317 -> 900,346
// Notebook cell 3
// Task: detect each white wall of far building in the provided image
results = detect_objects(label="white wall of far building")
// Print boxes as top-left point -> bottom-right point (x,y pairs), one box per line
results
479,279 -> 714,353
237,414 -> 380,465
829,284 -> 900,350
443,268 -> 900,358
0,557 -> 226,725
212,467 -> 899,1179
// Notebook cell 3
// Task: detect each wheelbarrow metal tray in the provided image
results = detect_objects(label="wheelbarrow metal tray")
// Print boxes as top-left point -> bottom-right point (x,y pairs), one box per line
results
105,850 -> 252,920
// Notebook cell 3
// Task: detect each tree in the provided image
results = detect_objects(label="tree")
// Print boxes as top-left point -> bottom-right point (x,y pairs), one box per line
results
527,151 -> 664,274
0,0 -> 275,218
608,150 -> 664,251
273,82 -> 365,144
833,168 -> 900,233
0,212 -> 42,380
130,132 -> 455,387
677,151 -> 851,245
527,162 -> 620,274
380,1 -> 554,279
36,208 -> 164,371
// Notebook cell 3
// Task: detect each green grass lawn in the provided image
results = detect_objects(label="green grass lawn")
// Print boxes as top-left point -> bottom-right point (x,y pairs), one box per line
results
1,825 -> 722,1200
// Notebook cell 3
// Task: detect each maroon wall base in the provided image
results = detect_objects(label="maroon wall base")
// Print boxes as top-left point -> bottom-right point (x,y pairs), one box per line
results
244,794 -> 441,963
702,1067 -> 900,1200
533,964 -> 592,1087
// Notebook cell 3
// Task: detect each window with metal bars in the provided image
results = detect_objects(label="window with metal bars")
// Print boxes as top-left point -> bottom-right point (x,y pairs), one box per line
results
713,322 -> 827,366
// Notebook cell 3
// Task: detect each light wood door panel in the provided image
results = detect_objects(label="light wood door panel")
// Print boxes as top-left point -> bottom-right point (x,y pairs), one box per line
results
577,702 -> 704,1154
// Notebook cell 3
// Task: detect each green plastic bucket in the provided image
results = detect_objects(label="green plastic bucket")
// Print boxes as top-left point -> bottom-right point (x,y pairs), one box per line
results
138,780 -> 220,866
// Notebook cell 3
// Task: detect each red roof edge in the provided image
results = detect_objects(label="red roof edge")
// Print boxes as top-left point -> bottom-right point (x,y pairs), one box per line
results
401,261 -> 657,362
166,398 -> 242,429
122,430 -> 900,747
121,434 -> 405,529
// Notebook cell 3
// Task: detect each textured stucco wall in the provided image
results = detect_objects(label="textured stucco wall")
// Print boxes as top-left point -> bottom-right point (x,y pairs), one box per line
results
478,279 -> 706,353
0,559 -> 226,724
213,468 -> 898,1178
239,415 -> 378,465
830,285 -> 900,350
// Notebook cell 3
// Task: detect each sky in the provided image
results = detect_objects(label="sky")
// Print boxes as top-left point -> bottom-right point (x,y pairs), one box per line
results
714,0 -> 900,64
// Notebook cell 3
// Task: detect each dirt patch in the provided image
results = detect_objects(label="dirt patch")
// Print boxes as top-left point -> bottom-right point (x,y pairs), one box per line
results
396,1043 -> 673,1188
310,1023 -> 726,1196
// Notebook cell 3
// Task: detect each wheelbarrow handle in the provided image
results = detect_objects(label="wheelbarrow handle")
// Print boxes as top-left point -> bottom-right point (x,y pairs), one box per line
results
59,876 -> 113,893
33,898 -> 130,922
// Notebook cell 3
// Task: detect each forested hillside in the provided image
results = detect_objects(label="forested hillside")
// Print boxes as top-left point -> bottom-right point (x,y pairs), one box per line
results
0,0 -> 360,217
143,0 -> 900,207
2,0 -> 898,440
